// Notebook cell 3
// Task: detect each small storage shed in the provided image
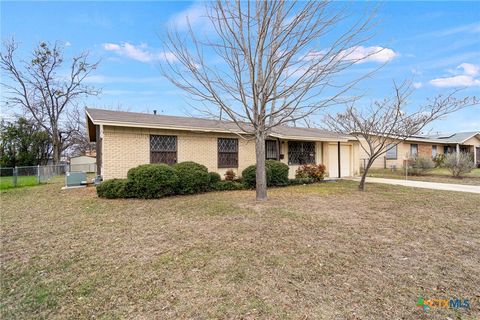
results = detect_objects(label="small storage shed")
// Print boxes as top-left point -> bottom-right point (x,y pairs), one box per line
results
70,155 -> 96,173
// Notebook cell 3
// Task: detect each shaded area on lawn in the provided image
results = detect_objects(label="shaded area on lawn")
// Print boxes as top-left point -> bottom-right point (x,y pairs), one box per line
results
1,180 -> 479,319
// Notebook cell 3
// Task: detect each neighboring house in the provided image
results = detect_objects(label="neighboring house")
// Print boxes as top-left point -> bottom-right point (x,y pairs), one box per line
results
85,108 -> 360,180
70,155 -> 96,173
358,132 -> 480,169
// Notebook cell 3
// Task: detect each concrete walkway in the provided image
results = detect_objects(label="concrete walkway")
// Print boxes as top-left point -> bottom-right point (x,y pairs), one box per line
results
347,177 -> 480,194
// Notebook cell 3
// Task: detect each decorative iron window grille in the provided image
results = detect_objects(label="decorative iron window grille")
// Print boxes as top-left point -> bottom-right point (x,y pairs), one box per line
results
150,135 -> 177,165
218,138 -> 238,168
288,141 -> 315,165
265,140 -> 278,160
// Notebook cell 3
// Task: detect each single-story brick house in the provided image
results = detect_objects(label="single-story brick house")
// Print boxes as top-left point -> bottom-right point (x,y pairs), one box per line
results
358,131 -> 480,169
86,108 -> 361,180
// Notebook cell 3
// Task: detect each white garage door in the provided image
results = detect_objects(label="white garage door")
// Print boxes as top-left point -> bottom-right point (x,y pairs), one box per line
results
340,145 -> 351,177
328,144 -> 352,177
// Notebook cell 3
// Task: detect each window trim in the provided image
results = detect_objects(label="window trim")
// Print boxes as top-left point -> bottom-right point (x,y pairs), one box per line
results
432,145 -> 437,157
385,143 -> 398,160
150,135 -> 177,165
287,141 -> 316,165
217,138 -> 239,168
265,140 -> 278,160
410,143 -> 418,157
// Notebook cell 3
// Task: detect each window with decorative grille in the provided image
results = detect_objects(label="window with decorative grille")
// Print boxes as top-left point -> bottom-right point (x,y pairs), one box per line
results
218,138 -> 238,168
150,135 -> 177,165
266,140 -> 278,160
288,141 -> 315,165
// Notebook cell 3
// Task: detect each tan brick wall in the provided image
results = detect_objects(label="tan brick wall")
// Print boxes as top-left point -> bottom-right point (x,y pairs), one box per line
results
102,125 -> 360,180
102,125 -> 256,180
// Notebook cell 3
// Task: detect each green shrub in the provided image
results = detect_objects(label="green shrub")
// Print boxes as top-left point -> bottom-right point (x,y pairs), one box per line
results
288,177 -> 315,185
433,153 -> 446,168
408,156 -> 434,176
211,181 -> 247,191
265,160 -> 289,186
241,164 -> 272,188
444,152 -> 475,177
127,164 -> 179,198
295,164 -> 326,181
173,161 -> 210,194
208,172 -> 221,185
96,179 -> 128,199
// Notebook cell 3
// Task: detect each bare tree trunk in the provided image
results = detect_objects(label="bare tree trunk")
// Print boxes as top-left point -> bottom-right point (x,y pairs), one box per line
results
255,133 -> 267,201
52,129 -> 61,164
358,160 -> 374,191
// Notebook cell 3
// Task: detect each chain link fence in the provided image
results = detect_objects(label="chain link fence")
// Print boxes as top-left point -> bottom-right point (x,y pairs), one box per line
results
0,165 -> 68,189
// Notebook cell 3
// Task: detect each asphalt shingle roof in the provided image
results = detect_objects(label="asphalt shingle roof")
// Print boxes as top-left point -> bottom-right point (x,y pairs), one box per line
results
86,108 -> 352,141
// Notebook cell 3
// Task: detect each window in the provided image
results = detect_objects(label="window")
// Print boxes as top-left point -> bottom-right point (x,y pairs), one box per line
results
218,138 -> 238,168
288,141 -> 315,165
265,140 -> 278,160
150,135 -> 177,165
410,144 -> 418,157
432,145 -> 437,157
385,144 -> 397,159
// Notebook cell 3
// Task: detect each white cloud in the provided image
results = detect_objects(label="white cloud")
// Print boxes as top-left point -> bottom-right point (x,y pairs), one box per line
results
430,62 -> 480,88
457,63 -> 480,76
339,46 -> 398,64
413,82 -> 423,89
168,2 -> 207,31
102,42 -> 177,63
429,75 -> 480,88
65,41 -> 72,47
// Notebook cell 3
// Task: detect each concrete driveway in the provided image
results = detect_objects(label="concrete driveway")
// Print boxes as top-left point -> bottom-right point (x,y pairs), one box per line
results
348,177 -> 480,194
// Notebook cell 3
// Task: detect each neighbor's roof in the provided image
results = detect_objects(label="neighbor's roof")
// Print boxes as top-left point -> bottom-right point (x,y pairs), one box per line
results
396,131 -> 480,144
361,131 -> 480,144
85,108 -> 353,142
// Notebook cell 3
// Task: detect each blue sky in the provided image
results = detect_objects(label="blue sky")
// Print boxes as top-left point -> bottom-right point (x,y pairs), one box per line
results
1,1 -> 479,133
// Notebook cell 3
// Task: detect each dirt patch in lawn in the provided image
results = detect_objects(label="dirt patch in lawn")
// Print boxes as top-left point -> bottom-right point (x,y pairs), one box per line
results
1,181 -> 479,319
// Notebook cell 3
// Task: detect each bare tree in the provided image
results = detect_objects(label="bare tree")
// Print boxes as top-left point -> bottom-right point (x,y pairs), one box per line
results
1,40 -> 99,164
324,81 -> 478,191
162,0 -> 380,200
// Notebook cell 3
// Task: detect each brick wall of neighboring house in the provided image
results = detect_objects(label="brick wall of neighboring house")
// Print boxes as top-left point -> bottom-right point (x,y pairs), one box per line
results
101,125 -> 360,180
418,143 -> 432,157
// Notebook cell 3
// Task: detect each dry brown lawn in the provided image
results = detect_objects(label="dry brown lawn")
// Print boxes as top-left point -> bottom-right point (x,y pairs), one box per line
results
1,180 -> 479,319
366,168 -> 480,186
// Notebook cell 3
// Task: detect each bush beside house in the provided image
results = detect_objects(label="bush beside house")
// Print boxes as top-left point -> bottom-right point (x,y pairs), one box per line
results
97,160 -> 322,199
295,164 -> 326,181
242,160 -> 289,188
444,152 -> 475,177
407,156 -> 434,176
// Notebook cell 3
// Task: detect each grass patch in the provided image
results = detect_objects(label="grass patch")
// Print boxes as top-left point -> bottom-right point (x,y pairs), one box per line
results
366,167 -> 480,185
0,176 -> 39,189
1,179 -> 479,319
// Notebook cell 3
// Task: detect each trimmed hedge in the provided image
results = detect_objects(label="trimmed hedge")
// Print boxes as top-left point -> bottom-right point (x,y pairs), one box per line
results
173,161 -> 210,194
242,160 -> 289,188
211,181 -> 247,191
208,172 -> 222,185
96,179 -> 128,199
266,160 -> 289,186
242,164 -> 271,188
126,164 -> 179,198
